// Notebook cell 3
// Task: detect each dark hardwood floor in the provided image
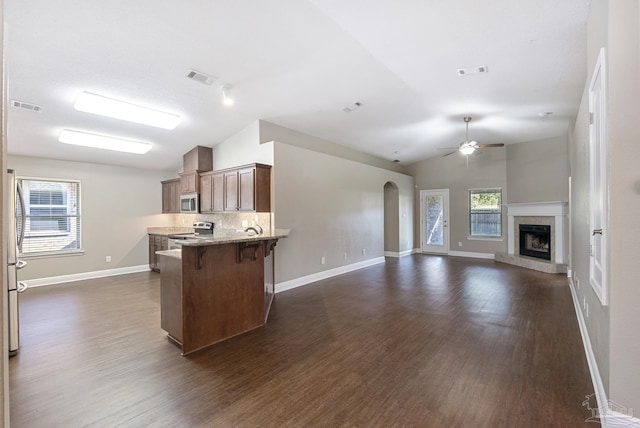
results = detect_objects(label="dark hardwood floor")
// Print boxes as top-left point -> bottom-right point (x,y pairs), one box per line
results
10,255 -> 596,427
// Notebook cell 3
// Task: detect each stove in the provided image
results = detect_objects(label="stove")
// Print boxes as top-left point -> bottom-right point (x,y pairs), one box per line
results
168,222 -> 214,249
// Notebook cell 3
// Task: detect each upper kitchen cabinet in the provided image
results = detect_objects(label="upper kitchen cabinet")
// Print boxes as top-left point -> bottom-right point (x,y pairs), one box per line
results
199,172 -> 224,213
202,164 -> 271,213
179,171 -> 200,194
234,164 -> 271,212
180,146 -> 213,195
183,146 -> 213,173
161,178 -> 180,213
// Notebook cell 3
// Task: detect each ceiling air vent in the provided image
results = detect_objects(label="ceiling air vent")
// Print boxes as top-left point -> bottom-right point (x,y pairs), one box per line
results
457,66 -> 488,76
186,70 -> 216,85
11,100 -> 42,112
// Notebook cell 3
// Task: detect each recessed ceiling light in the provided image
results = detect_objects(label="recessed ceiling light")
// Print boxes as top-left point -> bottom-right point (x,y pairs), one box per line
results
74,92 -> 181,130
59,130 -> 152,154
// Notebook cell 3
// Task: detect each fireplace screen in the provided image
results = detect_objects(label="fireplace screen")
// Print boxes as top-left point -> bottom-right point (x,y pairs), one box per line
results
519,224 -> 551,260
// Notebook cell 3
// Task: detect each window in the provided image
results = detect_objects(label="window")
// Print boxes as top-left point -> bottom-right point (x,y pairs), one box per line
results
469,188 -> 502,238
18,178 -> 81,256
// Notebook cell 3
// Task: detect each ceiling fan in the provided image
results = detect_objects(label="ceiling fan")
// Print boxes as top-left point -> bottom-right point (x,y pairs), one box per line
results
439,117 -> 504,157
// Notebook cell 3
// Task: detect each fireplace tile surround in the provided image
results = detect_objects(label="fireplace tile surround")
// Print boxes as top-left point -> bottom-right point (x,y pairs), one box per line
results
495,202 -> 568,274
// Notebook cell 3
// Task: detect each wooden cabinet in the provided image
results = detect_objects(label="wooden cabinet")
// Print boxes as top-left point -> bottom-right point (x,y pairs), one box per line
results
179,171 -> 199,194
223,170 -> 239,211
224,164 -> 271,212
161,179 -> 180,213
149,234 -> 169,272
199,172 -> 224,213
200,164 -> 270,213
183,146 -> 213,173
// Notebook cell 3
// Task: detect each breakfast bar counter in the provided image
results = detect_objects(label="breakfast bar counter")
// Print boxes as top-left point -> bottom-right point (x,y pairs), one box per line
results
157,229 -> 289,355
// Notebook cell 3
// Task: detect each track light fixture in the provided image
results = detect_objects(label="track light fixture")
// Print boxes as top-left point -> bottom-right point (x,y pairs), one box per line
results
221,85 -> 234,106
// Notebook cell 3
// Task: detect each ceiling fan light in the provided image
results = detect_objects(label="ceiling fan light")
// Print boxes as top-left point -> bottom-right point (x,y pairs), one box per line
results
459,145 -> 475,155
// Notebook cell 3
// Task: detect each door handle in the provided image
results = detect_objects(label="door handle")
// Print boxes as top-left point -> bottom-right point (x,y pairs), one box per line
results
16,260 -> 27,270
592,229 -> 603,236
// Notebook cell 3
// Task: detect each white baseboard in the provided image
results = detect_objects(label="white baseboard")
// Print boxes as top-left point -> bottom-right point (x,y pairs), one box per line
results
275,257 -> 385,293
384,249 -> 415,258
448,250 -> 495,260
569,279 -> 640,427
24,264 -> 151,288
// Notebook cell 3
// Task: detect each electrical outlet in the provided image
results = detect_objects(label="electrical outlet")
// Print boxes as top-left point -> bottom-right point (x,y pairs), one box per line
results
362,248 -> 366,255
241,220 -> 248,228
576,277 -> 580,289
458,242 -> 462,247
586,303 -> 589,318
344,253 -> 348,260
321,257 -> 325,265
106,256 -> 111,263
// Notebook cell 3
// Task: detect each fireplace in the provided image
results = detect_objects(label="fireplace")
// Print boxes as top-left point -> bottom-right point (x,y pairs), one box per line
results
497,202 -> 567,274
519,224 -> 551,260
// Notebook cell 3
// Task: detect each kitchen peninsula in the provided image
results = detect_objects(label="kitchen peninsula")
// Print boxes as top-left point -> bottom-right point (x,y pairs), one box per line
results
157,229 -> 289,355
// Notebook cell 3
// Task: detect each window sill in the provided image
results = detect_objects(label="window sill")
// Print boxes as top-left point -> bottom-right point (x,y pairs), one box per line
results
19,250 -> 85,260
467,236 -> 503,242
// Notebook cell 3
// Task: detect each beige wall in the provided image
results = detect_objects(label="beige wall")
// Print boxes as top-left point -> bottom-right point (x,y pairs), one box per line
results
506,136 -> 569,204
607,0 -> 640,412
259,120 -> 407,174
272,142 -> 414,283
207,120 -> 414,285
8,155 -> 175,281
211,121 -> 274,170
571,0 -> 640,412
407,147 -> 508,255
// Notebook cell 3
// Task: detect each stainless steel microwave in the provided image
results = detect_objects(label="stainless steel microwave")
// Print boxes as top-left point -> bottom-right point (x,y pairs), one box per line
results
180,193 -> 199,213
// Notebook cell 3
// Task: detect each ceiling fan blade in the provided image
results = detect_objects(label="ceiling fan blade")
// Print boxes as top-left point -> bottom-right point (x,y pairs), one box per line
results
441,151 -> 457,157
437,147 -> 459,150
475,143 -> 504,148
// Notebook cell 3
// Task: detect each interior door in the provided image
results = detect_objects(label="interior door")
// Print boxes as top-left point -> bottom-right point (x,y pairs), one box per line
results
589,48 -> 608,305
420,189 -> 450,254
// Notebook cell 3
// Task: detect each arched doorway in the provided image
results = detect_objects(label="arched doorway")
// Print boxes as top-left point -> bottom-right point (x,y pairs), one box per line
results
384,181 -> 400,255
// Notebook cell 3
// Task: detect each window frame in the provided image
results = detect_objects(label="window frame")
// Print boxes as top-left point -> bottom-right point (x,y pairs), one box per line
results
17,176 -> 83,258
468,188 -> 503,240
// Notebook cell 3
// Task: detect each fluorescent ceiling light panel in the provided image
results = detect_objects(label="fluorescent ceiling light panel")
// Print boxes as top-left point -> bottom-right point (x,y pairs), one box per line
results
59,130 -> 152,154
74,92 -> 181,129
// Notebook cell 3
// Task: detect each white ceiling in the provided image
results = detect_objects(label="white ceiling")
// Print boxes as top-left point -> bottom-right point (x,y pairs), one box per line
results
5,0 -> 589,171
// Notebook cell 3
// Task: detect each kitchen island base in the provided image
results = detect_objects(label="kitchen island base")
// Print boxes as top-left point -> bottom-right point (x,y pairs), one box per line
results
158,233 -> 285,356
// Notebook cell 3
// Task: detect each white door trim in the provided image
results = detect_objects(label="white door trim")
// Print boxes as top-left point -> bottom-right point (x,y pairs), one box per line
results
420,189 -> 450,254
588,47 -> 608,306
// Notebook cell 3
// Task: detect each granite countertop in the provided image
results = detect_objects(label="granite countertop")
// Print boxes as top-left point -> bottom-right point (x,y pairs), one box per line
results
147,227 -> 194,236
175,229 -> 290,247
156,249 -> 182,259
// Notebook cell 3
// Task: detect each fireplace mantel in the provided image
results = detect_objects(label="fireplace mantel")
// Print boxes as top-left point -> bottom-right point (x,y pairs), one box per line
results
504,202 -> 568,264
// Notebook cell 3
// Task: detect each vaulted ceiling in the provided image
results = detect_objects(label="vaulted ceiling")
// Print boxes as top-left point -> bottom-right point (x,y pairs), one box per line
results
5,0 -> 590,171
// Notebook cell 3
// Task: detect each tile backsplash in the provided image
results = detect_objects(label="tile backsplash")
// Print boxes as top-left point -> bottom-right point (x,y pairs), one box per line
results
165,212 -> 272,232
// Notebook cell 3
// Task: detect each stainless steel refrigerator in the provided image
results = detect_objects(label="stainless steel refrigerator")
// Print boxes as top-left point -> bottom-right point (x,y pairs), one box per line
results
7,169 -> 28,357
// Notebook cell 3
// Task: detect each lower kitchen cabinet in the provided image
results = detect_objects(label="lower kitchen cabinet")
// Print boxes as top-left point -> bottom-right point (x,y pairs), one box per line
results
148,234 -> 168,272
